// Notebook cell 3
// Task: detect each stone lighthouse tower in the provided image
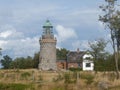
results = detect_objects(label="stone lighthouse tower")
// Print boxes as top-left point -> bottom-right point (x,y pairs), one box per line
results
39,20 -> 57,70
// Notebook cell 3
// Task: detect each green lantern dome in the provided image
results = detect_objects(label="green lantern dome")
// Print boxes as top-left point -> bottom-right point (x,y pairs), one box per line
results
43,20 -> 53,28
42,20 -> 53,36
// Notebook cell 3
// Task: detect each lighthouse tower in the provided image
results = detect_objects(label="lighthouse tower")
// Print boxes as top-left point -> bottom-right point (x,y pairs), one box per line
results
39,20 -> 57,70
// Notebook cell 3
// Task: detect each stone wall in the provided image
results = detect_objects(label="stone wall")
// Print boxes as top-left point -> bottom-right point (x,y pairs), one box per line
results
39,38 -> 57,70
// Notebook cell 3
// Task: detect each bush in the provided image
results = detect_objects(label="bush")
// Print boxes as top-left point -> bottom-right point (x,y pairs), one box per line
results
0,83 -> 29,90
80,73 -> 94,85
21,72 -> 31,80
64,73 -> 76,84
69,68 -> 82,72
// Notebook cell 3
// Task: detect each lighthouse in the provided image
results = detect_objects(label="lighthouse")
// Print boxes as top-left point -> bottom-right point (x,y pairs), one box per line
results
38,20 -> 57,70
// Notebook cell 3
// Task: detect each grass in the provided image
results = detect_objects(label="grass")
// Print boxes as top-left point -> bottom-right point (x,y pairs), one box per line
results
110,85 -> 120,90
80,72 -> 95,85
0,69 -> 120,90
21,72 -> 31,80
0,83 -> 33,90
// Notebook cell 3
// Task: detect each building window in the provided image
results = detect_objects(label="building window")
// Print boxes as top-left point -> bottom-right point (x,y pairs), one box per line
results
86,63 -> 91,67
85,57 -> 91,60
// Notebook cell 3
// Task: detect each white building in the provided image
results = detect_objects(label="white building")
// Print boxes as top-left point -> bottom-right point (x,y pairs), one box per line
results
67,49 -> 94,71
82,52 -> 94,71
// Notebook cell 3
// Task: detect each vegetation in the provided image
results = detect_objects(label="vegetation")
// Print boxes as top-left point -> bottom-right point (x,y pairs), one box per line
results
0,83 -> 33,90
0,48 -> 69,69
57,48 -> 69,60
0,69 -> 120,90
33,52 -> 39,68
1,55 -> 12,69
53,73 -> 63,82
0,0 -> 120,90
69,68 -> 82,71
80,73 -> 94,85
99,0 -> 120,79
21,72 -> 31,80
1,55 -> 36,69
88,38 -> 108,61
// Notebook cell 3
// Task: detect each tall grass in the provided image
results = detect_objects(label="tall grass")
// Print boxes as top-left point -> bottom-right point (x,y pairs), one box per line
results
0,69 -> 120,90
0,83 -> 34,90
80,72 -> 95,85
21,72 -> 31,80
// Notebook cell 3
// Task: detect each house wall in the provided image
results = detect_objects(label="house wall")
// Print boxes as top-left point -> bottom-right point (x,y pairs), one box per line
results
82,60 -> 94,71
57,62 -> 67,69
82,53 -> 94,71
68,63 -> 78,68
83,54 -> 93,59
57,61 -> 83,70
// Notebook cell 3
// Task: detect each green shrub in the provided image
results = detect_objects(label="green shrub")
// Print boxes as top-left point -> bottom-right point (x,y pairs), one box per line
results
69,68 -> 82,71
0,83 -> 6,90
64,73 -> 71,83
80,73 -> 94,85
64,72 -> 76,84
21,72 -> 31,80
9,84 -> 28,90
0,83 -> 29,90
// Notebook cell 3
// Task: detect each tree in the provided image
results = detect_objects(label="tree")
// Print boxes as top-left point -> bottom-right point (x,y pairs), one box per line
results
94,54 -> 116,71
12,56 -> 34,69
99,0 -> 120,79
57,48 -> 69,60
33,52 -> 39,68
89,38 -> 108,60
12,57 -> 25,69
0,55 -> 12,69
25,56 -> 34,68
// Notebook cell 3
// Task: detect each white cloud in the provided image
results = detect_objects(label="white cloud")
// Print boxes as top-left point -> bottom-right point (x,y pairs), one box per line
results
72,40 -> 89,50
0,31 -> 12,38
5,37 -> 39,58
55,25 -> 77,43
0,40 -> 7,47
0,25 -> 24,39
0,25 -> 39,58
0,30 -> 24,39
1,35 -> 39,58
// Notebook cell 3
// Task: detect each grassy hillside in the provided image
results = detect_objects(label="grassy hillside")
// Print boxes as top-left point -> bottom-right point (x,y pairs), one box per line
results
0,69 -> 120,90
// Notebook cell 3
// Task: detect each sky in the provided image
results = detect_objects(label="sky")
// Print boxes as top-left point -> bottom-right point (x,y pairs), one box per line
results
0,0 -> 119,59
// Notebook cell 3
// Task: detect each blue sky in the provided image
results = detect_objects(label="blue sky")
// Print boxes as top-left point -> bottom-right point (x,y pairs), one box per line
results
0,0 -> 118,59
